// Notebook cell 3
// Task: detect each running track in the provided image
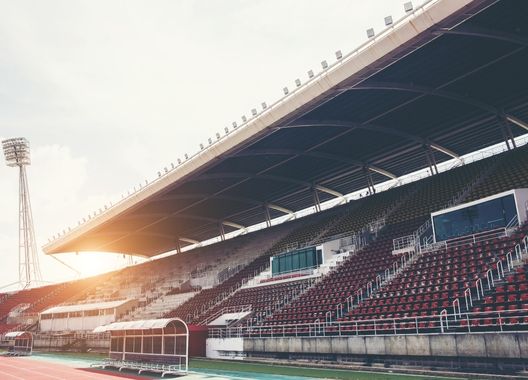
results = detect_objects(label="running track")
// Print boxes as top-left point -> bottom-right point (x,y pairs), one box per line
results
0,356 -> 151,380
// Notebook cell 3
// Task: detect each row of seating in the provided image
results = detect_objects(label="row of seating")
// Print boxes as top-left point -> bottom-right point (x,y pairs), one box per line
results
164,209 -> 355,323
265,155 -> 492,326
2,141 -> 528,334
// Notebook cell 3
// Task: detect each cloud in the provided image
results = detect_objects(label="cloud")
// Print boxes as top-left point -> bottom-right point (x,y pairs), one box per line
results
0,1 -> 423,287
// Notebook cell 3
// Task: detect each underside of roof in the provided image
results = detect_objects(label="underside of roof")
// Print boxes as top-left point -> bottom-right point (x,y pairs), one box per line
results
44,0 -> 528,257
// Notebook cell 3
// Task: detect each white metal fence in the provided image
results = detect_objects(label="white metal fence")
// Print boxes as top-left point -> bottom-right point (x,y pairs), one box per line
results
209,308 -> 528,339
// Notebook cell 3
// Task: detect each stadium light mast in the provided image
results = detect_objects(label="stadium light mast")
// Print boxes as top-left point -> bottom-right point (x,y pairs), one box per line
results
2,137 -> 42,288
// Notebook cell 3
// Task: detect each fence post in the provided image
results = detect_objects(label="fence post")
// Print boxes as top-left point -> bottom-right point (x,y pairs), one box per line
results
497,260 -> 504,280
506,252 -> 513,271
452,299 -> 461,320
464,288 -> 473,310
440,309 -> 448,333
515,244 -> 522,261
486,270 -> 494,290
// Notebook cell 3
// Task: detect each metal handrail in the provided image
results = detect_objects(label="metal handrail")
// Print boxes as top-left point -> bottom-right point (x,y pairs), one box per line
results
452,299 -> 461,320
464,288 -> 473,310
476,278 -> 485,300
440,309 -> 449,333
485,269 -> 494,290
208,308 -> 528,339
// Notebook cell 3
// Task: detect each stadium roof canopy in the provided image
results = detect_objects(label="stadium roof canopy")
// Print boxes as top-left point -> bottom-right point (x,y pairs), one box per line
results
44,0 -> 528,257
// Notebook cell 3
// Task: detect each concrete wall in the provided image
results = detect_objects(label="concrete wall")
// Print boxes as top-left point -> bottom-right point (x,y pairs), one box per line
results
241,332 -> 528,360
207,338 -> 245,360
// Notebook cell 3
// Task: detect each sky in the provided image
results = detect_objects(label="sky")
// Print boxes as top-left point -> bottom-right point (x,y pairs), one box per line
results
0,0 -> 422,289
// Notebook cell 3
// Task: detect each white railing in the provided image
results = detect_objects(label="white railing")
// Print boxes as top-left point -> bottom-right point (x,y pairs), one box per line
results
208,308 -> 528,338
251,278 -> 317,326
392,234 -> 417,253
214,230 -> 528,338
393,219 -> 431,254
331,248 -> 422,324
449,235 -> 528,322
444,227 -> 510,250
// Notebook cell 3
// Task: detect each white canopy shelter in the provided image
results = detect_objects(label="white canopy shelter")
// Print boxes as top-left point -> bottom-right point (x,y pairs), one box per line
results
93,318 -> 189,375
3,331 -> 33,355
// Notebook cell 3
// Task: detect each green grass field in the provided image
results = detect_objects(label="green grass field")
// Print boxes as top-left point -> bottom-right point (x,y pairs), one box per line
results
190,358 -> 467,380
21,351 -> 468,379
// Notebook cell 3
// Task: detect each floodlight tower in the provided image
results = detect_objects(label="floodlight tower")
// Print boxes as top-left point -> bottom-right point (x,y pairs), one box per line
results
2,137 -> 42,288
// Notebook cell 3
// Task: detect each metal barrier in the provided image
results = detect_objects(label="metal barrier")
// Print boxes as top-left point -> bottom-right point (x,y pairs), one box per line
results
452,299 -> 461,320
476,277 -> 485,301
208,308 -> 528,339
464,288 -> 473,310
440,309 -> 449,333
436,234 -> 528,340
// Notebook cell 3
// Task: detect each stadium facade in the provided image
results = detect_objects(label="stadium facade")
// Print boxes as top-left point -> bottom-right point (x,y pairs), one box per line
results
2,0 -> 528,377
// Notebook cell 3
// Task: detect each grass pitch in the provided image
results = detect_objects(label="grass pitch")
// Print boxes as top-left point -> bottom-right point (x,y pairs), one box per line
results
190,358 -> 467,380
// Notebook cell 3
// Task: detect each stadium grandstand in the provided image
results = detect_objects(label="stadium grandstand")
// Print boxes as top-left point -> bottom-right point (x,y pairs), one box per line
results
2,0 -> 528,378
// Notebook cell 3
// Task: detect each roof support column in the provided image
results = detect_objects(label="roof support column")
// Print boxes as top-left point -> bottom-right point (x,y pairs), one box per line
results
499,116 -> 517,150
312,188 -> 322,212
175,237 -> 182,254
363,167 -> 376,195
219,223 -> 226,241
426,145 -> 439,175
264,205 -> 272,227
423,145 -> 437,176
506,115 -> 528,132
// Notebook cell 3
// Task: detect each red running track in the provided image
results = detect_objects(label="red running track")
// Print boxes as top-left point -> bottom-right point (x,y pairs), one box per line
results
0,356 -> 149,380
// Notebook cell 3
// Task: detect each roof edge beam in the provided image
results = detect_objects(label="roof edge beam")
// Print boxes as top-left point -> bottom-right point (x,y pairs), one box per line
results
315,185 -> 344,198
267,203 -> 294,215
432,26 -> 528,47
346,82 -> 523,126
179,237 -> 199,245
222,221 -> 246,230
157,193 -> 262,207
506,115 -> 528,131
429,142 -> 460,159
368,165 -> 397,180
346,82 -> 499,114
286,120 -> 423,144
